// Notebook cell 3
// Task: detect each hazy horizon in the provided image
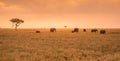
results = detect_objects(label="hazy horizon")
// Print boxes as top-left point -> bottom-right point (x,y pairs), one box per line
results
0,0 -> 120,28
0,27 -> 120,29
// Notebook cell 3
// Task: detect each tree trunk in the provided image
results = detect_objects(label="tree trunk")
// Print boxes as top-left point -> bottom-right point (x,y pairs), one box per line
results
12,23 -> 14,28
15,24 -> 18,31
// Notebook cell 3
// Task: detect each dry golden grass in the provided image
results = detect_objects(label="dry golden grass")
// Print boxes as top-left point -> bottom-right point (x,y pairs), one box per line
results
0,28 -> 120,61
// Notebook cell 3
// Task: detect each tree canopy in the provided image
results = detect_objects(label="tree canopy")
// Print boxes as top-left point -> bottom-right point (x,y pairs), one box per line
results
10,18 -> 24,31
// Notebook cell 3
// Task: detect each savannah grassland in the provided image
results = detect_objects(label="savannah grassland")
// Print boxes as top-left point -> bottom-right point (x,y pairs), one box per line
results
0,28 -> 120,61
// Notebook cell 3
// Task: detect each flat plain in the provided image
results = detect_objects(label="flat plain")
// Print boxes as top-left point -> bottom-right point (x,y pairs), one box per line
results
0,28 -> 120,61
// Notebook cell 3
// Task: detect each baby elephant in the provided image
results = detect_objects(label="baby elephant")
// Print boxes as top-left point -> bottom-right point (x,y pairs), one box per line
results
100,30 -> 106,34
36,31 -> 40,33
83,29 -> 86,32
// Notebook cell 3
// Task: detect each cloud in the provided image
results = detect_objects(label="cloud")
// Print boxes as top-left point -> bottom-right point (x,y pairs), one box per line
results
0,0 -> 120,13
0,0 -> 120,19
0,1 -> 21,9
0,0 -> 120,28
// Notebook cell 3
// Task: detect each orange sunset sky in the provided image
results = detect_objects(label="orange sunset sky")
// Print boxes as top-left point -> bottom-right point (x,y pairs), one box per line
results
0,0 -> 120,28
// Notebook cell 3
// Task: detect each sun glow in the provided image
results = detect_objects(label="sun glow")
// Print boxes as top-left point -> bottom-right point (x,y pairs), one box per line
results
0,0 -> 120,28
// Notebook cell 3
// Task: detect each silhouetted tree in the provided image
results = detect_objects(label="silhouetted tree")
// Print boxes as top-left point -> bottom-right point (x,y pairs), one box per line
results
64,26 -> 67,28
10,18 -> 24,31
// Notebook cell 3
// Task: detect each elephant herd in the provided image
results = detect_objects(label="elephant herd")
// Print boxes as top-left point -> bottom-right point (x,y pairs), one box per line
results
71,28 -> 106,34
36,28 -> 106,34
91,29 -> 106,34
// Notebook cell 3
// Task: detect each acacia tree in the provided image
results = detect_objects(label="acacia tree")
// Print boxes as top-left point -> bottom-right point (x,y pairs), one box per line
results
64,26 -> 67,28
10,18 -> 24,31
